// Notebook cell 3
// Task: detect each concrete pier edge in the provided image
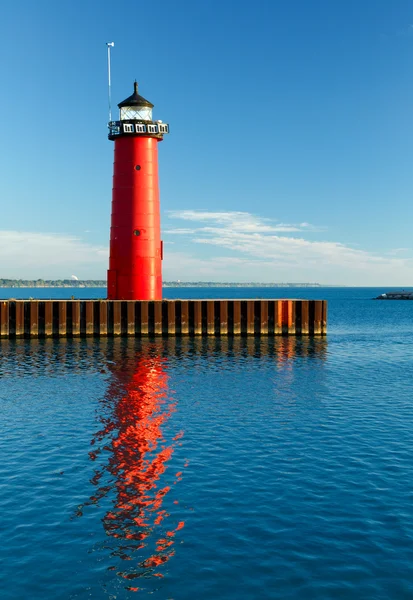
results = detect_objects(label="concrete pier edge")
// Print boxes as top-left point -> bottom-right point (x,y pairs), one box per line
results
0,299 -> 327,338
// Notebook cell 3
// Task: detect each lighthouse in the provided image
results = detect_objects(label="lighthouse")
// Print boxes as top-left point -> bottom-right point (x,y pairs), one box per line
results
107,82 -> 169,300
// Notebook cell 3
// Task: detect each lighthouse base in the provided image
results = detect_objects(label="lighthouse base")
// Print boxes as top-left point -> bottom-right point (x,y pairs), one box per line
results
0,299 -> 327,338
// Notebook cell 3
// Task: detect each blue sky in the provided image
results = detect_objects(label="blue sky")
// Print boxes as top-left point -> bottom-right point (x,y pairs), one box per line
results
1,0 -> 413,284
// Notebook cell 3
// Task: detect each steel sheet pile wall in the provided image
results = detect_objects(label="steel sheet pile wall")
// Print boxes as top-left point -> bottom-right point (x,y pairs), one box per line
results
0,299 -> 327,338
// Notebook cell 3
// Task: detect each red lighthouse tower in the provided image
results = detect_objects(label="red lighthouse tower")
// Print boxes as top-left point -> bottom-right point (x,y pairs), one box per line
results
107,82 -> 169,300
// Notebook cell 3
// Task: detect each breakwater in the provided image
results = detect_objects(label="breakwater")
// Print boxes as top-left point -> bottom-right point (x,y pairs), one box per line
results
0,299 -> 327,338
376,291 -> 413,300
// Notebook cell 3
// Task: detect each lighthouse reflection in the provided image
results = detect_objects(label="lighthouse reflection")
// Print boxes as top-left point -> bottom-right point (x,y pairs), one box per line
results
73,336 -> 326,591
81,344 -> 185,589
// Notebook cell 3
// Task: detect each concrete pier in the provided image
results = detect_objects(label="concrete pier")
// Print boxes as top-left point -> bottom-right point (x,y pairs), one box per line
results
0,299 -> 327,338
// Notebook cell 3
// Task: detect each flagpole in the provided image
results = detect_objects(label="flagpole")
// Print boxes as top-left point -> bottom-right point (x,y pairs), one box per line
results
106,42 -> 115,122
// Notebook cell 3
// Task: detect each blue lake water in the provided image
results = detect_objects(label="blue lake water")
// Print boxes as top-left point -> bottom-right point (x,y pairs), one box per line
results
1,287 -> 413,599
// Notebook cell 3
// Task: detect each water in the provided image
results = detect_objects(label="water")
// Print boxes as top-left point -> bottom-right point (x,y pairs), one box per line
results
1,287 -> 413,599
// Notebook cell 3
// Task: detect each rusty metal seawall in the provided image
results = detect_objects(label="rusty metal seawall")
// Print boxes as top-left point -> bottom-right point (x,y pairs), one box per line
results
0,299 -> 327,338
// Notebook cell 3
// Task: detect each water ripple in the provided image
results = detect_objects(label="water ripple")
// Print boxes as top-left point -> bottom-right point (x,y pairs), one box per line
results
1,324 -> 413,598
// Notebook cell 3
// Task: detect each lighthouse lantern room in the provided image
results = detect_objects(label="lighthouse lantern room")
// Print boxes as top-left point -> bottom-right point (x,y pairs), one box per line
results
107,82 -> 169,301
119,82 -> 153,120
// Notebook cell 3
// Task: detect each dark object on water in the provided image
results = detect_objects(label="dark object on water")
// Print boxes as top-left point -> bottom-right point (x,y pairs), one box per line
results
375,291 -> 413,300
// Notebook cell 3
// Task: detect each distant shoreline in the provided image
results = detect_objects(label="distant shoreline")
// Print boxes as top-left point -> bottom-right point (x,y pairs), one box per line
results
0,281 -> 326,289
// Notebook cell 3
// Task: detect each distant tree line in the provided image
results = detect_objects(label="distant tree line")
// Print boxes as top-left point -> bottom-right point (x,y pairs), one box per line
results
0,279 -> 106,288
0,279 -> 321,288
163,282 -> 322,287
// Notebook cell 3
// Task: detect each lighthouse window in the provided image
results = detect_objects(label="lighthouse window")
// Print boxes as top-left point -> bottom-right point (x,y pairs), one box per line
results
147,124 -> 158,133
133,230 -> 141,236
135,124 -> 146,133
123,124 -> 134,133
135,165 -> 141,170
159,124 -> 169,133
120,106 -> 153,121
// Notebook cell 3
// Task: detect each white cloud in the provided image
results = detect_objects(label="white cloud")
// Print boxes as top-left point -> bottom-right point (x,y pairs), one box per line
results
0,231 -> 108,279
166,210 -> 319,233
163,228 -> 198,235
164,210 -> 413,285
163,252 -> 276,281
3,211 -> 413,286
386,248 -> 410,256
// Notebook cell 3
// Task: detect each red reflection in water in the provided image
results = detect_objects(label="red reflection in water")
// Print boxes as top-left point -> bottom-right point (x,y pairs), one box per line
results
77,352 -> 186,587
